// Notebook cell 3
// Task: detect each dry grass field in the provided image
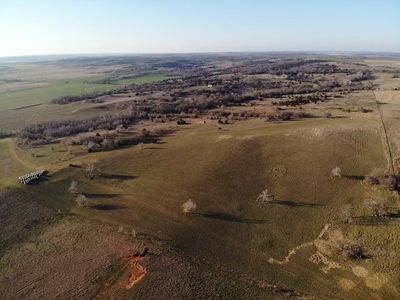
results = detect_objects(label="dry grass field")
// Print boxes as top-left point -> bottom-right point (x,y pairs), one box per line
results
1,56 -> 400,299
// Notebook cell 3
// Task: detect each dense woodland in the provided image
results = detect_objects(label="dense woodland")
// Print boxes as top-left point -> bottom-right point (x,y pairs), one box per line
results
21,56 -> 375,144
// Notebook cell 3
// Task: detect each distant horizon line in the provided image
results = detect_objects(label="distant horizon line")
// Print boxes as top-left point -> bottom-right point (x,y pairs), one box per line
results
1,50 -> 399,61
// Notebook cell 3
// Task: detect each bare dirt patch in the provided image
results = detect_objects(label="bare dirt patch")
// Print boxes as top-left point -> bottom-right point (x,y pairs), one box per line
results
365,273 -> 388,290
338,278 -> 356,291
352,266 -> 369,278
0,188 -> 55,255
0,216 -> 146,299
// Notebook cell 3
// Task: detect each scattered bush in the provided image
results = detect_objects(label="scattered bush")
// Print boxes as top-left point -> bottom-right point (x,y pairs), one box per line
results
316,230 -> 366,261
364,192 -> 391,218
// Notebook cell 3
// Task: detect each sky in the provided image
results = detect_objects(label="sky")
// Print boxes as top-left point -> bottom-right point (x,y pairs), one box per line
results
0,0 -> 399,57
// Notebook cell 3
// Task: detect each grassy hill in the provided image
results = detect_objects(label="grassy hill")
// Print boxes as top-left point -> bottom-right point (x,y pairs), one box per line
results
1,112 -> 396,298
1,58 -> 400,299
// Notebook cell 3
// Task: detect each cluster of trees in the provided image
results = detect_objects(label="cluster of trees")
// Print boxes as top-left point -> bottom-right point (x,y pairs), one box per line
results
265,110 -> 314,122
350,70 -> 373,82
70,128 -> 167,152
0,131 -> 15,139
20,113 -> 138,144
51,88 -> 128,104
273,93 -> 328,107
115,93 -> 254,118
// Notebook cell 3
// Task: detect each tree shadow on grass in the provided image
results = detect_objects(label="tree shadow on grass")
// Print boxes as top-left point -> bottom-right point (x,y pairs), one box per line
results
197,212 -> 267,224
271,200 -> 325,208
89,204 -> 127,211
101,174 -> 137,180
342,175 -> 366,181
330,116 -> 347,119
352,210 -> 400,226
145,147 -> 165,150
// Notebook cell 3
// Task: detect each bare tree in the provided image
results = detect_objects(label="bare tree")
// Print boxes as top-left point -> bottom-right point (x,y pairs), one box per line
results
364,194 -> 391,218
340,204 -> 353,224
256,188 -> 274,204
182,199 -> 197,214
75,194 -> 88,208
330,166 -> 341,179
67,145 -> 73,154
68,180 -> 79,194
85,163 -> 100,179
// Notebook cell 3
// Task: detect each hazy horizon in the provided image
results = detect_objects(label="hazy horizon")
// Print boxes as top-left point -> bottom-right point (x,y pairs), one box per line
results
1,0 -> 399,57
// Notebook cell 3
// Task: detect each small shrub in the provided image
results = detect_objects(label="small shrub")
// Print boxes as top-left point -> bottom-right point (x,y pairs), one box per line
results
75,194 -> 88,208
361,107 -> 373,113
68,180 -> 79,194
340,204 -> 353,224
377,175 -> 397,191
182,199 -> 197,214
363,176 -> 379,185
177,118 -> 187,125
85,163 -> 100,179
316,230 -> 366,261
330,166 -> 341,179
364,195 -> 391,218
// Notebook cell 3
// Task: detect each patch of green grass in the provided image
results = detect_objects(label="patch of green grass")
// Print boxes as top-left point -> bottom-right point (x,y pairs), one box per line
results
0,76 -> 114,112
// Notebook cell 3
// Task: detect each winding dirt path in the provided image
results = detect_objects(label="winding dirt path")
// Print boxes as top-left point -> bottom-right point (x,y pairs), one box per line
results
6,138 -> 36,169
268,224 -> 331,265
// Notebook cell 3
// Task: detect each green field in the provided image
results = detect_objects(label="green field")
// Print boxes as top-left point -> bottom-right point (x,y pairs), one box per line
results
0,77 -> 115,112
0,64 -> 171,131
0,64 -> 170,113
